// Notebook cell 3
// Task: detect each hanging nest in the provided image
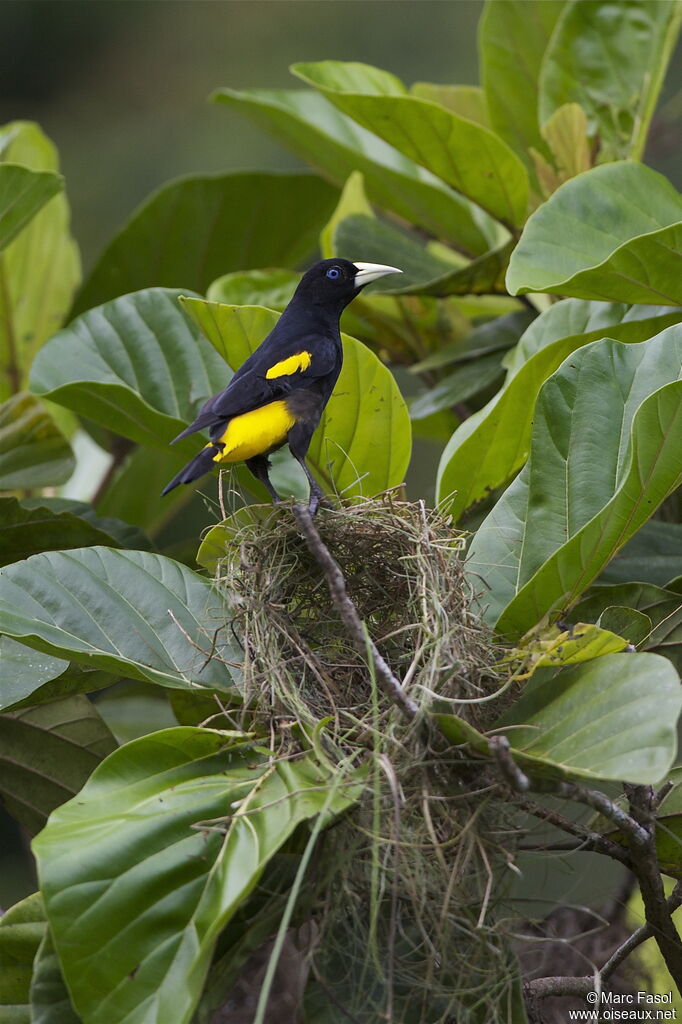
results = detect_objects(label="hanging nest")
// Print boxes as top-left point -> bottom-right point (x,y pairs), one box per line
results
210,495 -> 522,1023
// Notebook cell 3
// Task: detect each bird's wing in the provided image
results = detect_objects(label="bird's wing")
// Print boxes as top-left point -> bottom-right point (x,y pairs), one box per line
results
171,334 -> 339,444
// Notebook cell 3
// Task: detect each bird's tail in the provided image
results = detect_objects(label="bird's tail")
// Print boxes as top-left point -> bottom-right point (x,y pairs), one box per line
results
161,445 -> 218,496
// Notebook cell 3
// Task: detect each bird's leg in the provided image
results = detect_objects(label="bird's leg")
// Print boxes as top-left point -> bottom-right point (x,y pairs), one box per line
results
245,455 -> 282,505
294,455 -> 324,515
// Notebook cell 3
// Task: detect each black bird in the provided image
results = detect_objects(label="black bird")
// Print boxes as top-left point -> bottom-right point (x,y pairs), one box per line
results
161,258 -> 402,512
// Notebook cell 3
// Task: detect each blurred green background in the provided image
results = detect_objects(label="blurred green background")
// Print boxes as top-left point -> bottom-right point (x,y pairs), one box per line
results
1,0 -> 681,911
0,0 -> 486,269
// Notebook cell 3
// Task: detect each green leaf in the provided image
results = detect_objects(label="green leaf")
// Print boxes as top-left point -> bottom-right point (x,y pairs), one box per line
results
196,505 -> 279,575
0,393 -> 74,489
0,164 -> 62,252
0,122 -> 80,402
0,637 -> 68,712
292,61 -> 530,228
333,212 -> 513,297
180,299 -> 412,500
479,0 -> 566,173
94,446 -> 201,533
411,309 -> 535,374
0,547 -> 240,692
319,169 -> 373,260
573,582 -> 682,672
437,653 -> 682,784
33,728 -> 359,1024
207,268 -> 299,309
0,641 -> 112,715
468,329 -> 682,636
509,621 -> 630,677
410,82 -> 490,127
0,696 -> 117,834
213,88 -> 497,256
0,497 -> 126,567
0,892 -> 46,1020
600,521 -> 682,587
30,288 -> 230,452
506,162 -> 682,303
73,172 -> 338,316
437,299 -> 682,519
495,653 -> 682,784
596,607 -> 652,648
19,497 -> 155,552
539,0 -> 681,162
30,929 -> 80,1024
409,352 -> 505,420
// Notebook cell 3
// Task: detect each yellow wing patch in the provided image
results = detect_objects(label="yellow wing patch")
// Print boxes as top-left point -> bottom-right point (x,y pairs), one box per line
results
265,351 -> 312,379
209,400 -> 296,464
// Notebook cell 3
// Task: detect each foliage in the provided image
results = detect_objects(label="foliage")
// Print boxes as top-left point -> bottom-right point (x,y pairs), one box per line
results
1,1 -> 682,1021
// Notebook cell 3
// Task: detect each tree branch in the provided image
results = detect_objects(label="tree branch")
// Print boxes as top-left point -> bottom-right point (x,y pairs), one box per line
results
489,737 -> 682,998
623,784 -> 682,986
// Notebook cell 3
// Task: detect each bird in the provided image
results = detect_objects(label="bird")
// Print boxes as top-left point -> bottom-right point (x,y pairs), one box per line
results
161,258 -> 402,513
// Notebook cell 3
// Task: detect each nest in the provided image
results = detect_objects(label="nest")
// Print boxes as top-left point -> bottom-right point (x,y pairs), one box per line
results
213,495 -> 504,743
211,496 -> 521,1023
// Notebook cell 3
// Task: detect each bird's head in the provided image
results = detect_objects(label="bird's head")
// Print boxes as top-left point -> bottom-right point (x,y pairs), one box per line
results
293,258 -> 402,312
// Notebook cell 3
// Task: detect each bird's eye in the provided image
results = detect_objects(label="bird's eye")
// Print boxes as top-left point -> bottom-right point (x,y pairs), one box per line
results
326,267 -> 341,280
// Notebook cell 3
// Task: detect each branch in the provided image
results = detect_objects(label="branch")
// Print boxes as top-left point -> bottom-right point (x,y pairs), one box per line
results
524,882 -> 682,1002
293,505 -> 420,723
489,737 -> 682,997
623,784 -> 682,986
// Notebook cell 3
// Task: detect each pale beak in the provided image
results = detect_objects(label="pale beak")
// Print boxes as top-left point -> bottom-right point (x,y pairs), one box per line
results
353,261 -> 403,287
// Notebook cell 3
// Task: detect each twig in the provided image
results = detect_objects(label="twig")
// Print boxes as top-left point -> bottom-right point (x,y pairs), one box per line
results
489,738 -> 682,998
600,880 -> 682,978
624,784 -> 682,986
293,505 -> 420,722
525,882 -> 682,1003
489,735 -> 530,791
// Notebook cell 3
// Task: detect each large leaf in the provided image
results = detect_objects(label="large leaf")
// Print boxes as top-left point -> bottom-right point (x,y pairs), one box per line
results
539,0 -> 681,162
180,298 -> 411,499
73,173 -> 338,315
0,696 -> 116,834
332,212 -> 513,297
0,392 -> 74,489
468,329 -> 682,636
30,289 -> 230,452
207,268 -> 299,309
0,637 -> 68,712
0,547 -> 240,691
506,162 -> 682,303
0,163 -> 62,252
573,582 -> 682,673
496,653 -> 681,784
437,300 -> 682,519
600,521 -> 682,587
93,446 -> 201,534
0,640 -> 112,715
409,352 -> 505,421
0,497 -> 127,567
19,497 -> 155,552
0,892 -> 46,1022
30,929 -> 80,1024
292,61 -> 529,228
479,0 -> 565,173
0,122 -> 80,401
213,88 -> 497,256
437,652 -> 682,785
33,728 -> 359,1024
